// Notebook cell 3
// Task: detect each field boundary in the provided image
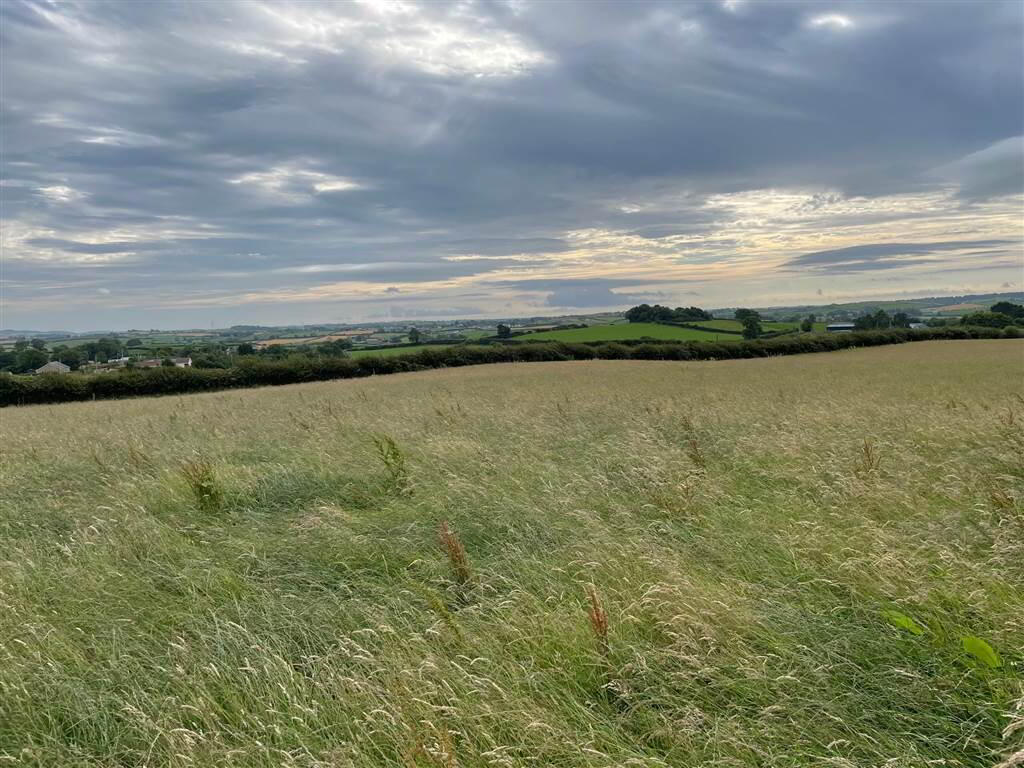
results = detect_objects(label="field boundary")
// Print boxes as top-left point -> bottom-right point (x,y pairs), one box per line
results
0,326 -> 1017,407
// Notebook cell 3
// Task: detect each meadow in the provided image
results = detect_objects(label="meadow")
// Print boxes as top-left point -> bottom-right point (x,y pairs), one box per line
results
523,322 -> 733,342
349,344 -> 458,359
1,341 -> 1022,767
693,319 -> 810,333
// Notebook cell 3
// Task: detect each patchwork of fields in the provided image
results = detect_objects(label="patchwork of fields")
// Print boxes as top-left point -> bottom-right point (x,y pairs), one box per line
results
1,341 -> 1021,766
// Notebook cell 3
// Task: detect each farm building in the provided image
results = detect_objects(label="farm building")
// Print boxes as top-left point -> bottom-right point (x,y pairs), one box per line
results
826,323 -> 856,333
34,361 -> 70,374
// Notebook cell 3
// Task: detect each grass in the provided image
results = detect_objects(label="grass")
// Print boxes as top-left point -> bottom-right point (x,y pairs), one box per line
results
1,340 -> 1022,767
524,322 -> 734,342
697,319 -> 796,332
350,343 -> 462,358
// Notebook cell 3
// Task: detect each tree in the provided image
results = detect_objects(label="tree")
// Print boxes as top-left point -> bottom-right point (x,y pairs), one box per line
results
409,327 -> 421,344
317,338 -> 352,356
891,312 -> 912,328
800,314 -> 816,332
853,310 -> 891,330
496,323 -> 511,338
991,301 -> 1024,320
13,339 -> 29,351
15,348 -> 49,372
190,353 -> 230,369
741,315 -> 762,339
125,338 -> 143,347
30,338 -> 47,351
734,308 -> 760,323
960,311 -> 1013,328
82,337 -> 123,362
55,347 -> 85,370
674,306 -> 712,321
237,342 -> 255,355
625,304 -> 712,324
0,350 -> 17,371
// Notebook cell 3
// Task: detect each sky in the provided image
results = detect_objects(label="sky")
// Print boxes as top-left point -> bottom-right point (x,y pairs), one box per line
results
1,0 -> 1022,331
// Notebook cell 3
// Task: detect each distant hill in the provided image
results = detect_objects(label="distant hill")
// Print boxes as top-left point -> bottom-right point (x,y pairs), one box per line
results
715,292 -> 1024,321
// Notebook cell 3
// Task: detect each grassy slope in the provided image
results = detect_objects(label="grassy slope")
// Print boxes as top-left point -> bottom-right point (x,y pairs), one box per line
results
525,322 -> 731,342
1,341 -> 1022,767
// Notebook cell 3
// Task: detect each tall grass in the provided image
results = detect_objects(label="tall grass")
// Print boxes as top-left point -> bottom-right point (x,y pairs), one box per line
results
0,340 -> 1021,767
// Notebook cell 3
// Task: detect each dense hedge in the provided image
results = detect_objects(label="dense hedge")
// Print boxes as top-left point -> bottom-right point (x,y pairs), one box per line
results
0,326 -> 1015,407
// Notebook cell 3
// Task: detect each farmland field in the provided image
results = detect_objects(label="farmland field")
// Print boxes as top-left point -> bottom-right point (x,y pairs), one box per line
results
1,341 -> 1022,767
697,319 -> 796,332
349,343 -> 462,358
524,322 -> 733,342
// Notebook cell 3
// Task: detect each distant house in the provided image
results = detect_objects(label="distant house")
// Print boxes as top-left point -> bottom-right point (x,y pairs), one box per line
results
35,360 -> 70,375
826,323 -> 856,333
106,356 -> 131,365
908,322 -> 927,330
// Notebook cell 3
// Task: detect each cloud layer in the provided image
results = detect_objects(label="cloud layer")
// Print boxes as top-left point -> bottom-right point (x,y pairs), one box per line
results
1,0 -> 1021,329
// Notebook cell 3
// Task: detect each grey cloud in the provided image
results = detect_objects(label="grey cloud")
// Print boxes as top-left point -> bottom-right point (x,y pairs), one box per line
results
1,0 -> 1021,328
784,240 -> 1018,273
934,136 -> 1024,200
25,238 -> 167,254
494,277 -> 695,307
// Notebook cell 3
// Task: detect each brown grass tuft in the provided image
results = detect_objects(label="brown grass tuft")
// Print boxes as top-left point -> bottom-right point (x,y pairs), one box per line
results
585,584 -> 610,657
439,520 -> 471,587
856,438 -> 881,474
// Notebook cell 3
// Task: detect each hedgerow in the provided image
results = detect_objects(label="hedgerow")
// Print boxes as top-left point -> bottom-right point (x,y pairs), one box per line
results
0,325 -> 1012,407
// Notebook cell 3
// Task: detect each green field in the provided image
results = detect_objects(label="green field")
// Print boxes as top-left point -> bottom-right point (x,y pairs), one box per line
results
524,322 -> 734,342
1,341 -> 1022,766
349,344 -> 461,358
697,319 -> 794,332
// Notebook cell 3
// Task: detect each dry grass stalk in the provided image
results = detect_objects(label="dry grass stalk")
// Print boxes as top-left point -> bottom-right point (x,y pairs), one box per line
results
439,520 -> 471,587
856,438 -> 881,474
686,437 -> 707,470
585,584 -> 610,657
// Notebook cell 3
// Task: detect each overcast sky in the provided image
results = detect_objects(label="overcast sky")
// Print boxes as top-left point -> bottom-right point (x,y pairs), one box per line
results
2,0 -> 1022,331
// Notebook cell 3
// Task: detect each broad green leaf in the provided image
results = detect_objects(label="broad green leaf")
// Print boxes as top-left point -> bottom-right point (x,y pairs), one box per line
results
961,636 -> 1001,668
882,610 -> 925,635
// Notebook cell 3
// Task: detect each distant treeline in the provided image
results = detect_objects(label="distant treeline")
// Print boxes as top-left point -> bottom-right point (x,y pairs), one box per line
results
625,304 -> 712,323
1,325 -> 1017,407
